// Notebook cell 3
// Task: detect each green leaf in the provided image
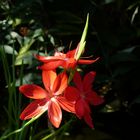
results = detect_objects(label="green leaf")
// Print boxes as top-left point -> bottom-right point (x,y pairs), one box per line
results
0,45 -> 18,55
75,14 -> 89,60
32,28 -> 43,38
16,28 -> 43,56
18,38 -> 35,54
15,73 -> 40,86
15,50 -> 36,65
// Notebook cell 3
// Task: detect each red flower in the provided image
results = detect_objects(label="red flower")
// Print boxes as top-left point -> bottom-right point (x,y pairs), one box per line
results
64,71 -> 104,128
19,71 -> 75,128
36,43 -> 99,70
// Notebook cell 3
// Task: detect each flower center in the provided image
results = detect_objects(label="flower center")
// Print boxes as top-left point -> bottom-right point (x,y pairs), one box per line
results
47,89 -> 54,99
81,93 -> 85,99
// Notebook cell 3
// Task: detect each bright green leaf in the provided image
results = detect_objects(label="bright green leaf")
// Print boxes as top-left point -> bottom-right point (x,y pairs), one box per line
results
15,50 -> 36,65
18,38 -> 35,55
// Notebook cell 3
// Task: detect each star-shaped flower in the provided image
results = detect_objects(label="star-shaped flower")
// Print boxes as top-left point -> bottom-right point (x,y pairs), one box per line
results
64,71 -> 104,128
19,70 -> 75,128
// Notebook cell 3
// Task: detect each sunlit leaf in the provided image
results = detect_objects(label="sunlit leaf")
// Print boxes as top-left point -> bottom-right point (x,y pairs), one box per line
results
10,31 -> 20,39
0,45 -> 18,55
15,50 -> 36,65
13,18 -> 22,27
18,38 -> 35,55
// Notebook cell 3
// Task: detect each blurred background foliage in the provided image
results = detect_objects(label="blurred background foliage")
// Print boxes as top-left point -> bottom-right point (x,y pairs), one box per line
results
0,0 -> 140,139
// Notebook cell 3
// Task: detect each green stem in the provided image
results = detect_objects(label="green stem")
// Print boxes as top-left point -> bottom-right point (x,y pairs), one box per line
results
0,115 -> 41,140
68,68 -> 76,84
40,117 -> 74,140
0,46 -> 12,129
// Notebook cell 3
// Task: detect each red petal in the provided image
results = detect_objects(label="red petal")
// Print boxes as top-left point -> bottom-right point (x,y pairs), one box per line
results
53,72 -> 68,95
66,49 -> 76,58
19,84 -> 47,99
54,50 -> 77,69
84,113 -> 94,128
36,54 -> 63,62
83,71 -> 96,91
78,57 -> 99,64
48,98 -> 62,128
63,58 -> 77,69
75,99 -> 91,119
39,60 -> 64,70
57,96 -> 75,113
73,71 -> 83,91
64,86 -> 80,101
75,99 -> 86,118
86,91 -> 104,106
75,99 -> 84,119
42,70 -> 56,92
20,99 -> 48,120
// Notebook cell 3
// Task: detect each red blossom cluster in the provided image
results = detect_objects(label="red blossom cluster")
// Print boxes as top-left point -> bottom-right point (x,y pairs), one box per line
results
19,16 -> 104,128
19,44 -> 104,128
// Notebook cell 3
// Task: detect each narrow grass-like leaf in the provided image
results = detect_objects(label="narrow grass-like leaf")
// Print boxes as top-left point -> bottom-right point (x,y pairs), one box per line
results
0,115 -> 42,140
40,117 -> 74,140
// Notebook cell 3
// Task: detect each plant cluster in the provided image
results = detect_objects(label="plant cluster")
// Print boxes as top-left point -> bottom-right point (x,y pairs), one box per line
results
19,15 -> 104,129
0,14 -> 104,140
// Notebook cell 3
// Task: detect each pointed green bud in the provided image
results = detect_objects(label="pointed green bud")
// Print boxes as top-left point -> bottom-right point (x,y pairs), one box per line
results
75,13 -> 89,60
